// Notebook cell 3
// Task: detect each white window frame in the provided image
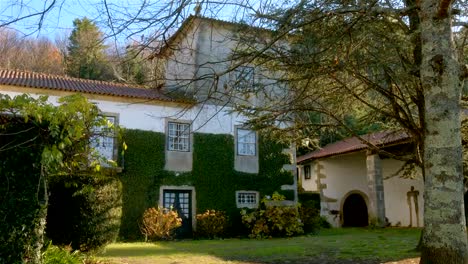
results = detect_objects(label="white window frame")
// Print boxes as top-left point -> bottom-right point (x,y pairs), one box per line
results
236,128 -> 256,156
236,191 -> 259,209
167,121 -> 190,152
90,114 -> 118,166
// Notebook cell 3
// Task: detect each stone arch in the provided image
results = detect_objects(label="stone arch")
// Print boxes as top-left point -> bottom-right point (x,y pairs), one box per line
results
340,190 -> 369,227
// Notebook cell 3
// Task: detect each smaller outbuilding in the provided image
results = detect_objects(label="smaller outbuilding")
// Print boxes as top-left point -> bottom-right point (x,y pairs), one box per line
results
297,131 -> 424,228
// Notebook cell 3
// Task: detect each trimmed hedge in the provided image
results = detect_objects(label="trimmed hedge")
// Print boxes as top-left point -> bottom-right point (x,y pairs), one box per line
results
118,130 -> 293,240
46,174 -> 122,252
0,123 -> 44,263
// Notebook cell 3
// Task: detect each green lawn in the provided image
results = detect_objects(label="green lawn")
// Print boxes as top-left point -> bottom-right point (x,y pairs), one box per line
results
98,228 -> 421,264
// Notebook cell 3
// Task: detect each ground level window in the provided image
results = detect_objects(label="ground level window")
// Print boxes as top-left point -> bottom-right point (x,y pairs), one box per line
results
236,191 -> 259,209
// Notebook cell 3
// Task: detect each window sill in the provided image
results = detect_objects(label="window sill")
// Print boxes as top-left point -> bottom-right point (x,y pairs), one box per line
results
101,166 -> 123,174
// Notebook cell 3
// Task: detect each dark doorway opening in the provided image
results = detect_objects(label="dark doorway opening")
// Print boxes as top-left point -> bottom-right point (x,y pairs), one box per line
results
163,190 -> 192,238
342,193 -> 368,227
464,192 -> 468,226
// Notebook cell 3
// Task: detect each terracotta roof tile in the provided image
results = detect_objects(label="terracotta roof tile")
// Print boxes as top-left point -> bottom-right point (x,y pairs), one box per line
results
297,130 -> 411,163
0,69 -> 176,102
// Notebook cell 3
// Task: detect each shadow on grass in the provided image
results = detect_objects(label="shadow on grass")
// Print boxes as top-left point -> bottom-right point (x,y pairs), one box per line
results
99,228 -> 421,264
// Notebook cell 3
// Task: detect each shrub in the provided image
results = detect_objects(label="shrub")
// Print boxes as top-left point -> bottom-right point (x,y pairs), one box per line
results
43,244 -> 81,264
241,196 -> 303,239
299,200 -> 321,234
141,207 -> 182,241
46,175 -> 122,252
195,210 -> 229,239
319,216 -> 332,229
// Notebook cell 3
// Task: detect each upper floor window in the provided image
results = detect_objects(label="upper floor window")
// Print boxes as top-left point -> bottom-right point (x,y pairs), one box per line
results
237,128 -> 256,156
91,115 -> 117,165
231,66 -> 254,91
167,122 -> 190,152
304,165 -> 311,179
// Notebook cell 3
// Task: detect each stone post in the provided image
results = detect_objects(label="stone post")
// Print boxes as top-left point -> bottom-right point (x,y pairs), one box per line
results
366,152 -> 386,226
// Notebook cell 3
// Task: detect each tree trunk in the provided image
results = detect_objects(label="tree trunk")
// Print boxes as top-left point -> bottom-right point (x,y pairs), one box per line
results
29,171 -> 48,264
30,204 -> 47,264
419,0 -> 468,263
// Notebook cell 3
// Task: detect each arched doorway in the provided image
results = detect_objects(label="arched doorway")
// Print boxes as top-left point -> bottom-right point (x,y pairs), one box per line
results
342,193 -> 369,227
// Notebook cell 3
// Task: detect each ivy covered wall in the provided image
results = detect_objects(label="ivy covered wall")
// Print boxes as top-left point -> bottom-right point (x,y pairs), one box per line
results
119,129 -> 293,240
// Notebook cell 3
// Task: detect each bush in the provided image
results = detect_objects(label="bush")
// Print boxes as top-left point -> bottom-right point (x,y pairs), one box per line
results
319,216 -> 332,229
43,244 -> 81,264
241,204 -> 303,239
141,207 -> 182,241
195,210 -> 229,239
299,200 -> 322,234
46,175 -> 122,252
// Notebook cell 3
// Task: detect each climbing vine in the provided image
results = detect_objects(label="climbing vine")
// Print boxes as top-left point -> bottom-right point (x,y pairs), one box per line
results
0,94 -> 111,264
118,130 -> 293,240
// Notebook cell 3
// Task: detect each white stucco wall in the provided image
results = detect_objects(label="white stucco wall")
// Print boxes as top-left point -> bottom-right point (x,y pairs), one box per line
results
164,18 -> 287,107
2,90 -> 248,135
301,151 -> 424,227
382,158 -> 424,227
299,163 -> 319,192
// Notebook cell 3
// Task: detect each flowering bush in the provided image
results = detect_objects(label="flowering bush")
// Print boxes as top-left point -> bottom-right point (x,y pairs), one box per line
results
195,210 -> 229,239
241,193 -> 303,238
140,206 -> 182,241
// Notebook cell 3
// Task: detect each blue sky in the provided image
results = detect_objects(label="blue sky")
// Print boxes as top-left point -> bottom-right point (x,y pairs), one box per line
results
0,0 -> 256,44
0,0 -> 103,37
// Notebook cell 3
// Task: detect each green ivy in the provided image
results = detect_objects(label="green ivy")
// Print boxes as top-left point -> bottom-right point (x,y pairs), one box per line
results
118,130 -> 293,240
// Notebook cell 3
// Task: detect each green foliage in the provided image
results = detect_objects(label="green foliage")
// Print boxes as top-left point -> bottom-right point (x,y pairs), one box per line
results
298,201 -> 321,234
118,130 -> 293,240
118,130 -> 171,240
141,207 -> 182,241
119,46 -> 149,85
43,244 -> 82,264
195,210 -> 229,239
67,17 -> 113,80
47,175 -> 122,252
241,195 -> 304,239
241,205 -> 304,239
0,94 -> 112,263
0,121 -> 44,263
297,192 -> 329,233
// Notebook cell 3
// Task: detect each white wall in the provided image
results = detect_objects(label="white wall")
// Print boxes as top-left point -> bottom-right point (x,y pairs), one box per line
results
299,163 -> 319,192
2,90 -> 248,135
382,158 -> 424,227
302,151 -> 424,227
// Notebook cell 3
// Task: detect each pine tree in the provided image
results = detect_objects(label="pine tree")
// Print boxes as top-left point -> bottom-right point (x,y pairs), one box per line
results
66,17 -> 113,80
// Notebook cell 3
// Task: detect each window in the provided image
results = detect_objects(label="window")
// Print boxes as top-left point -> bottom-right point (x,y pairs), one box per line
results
231,66 -> 254,90
237,128 -> 256,156
167,122 -> 190,152
236,191 -> 259,209
91,115 -> 117,165
304,165 -> 311,179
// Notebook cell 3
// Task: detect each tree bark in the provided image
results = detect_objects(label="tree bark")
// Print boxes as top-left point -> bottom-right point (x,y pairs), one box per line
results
30,171 -> 48,264
419,0 -> 468,263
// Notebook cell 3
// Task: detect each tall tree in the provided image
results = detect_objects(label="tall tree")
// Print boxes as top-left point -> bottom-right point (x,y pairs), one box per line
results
419,1 -> 467,262
232,1 -> 468,262
1,0 -> 468,263
66,17 -> 113,80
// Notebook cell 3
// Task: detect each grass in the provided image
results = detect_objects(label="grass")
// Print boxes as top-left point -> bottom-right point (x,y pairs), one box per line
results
98,228 -> 421,264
